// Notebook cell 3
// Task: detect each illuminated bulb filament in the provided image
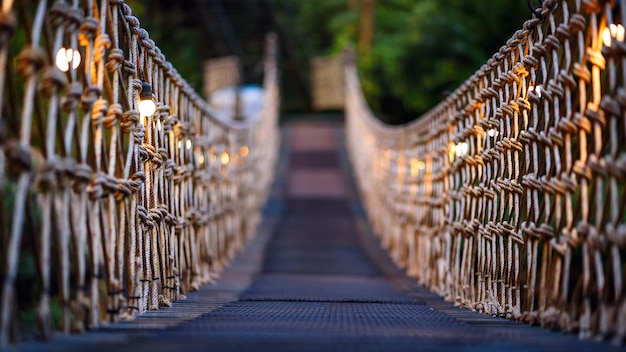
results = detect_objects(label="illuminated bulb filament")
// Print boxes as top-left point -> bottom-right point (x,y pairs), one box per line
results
603,23 -> 625,47
220,151 -> 230,165
456,142 -> 469,157
55,47 -> 81,72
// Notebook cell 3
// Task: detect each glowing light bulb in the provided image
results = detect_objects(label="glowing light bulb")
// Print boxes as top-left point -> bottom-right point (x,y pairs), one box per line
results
487,128 -> 498,137
186,139 -> 192,150
177,140 -> 182,149
239,145 -> 249,157
138,81 -> 156,117
456,142 -> 469,157
603,23 -> 625,47
409,158 -> 425,178
198,154 -> 205,165
448,142 -> 456,163
220,151 -> 230,165
55,47 -> 81,72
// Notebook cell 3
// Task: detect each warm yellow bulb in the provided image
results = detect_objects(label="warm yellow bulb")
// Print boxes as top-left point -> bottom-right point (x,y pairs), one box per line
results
448,143 -> 456,163
456,142 -> 469,157
409,158 -> 425,178
603,23 -> 625,47
55,47 -> 81,72
220,151 -> 230,165
138,99 -> 156,117
198,154 -> 205,164
239,145 -> 249,157
177,140 -> 183,149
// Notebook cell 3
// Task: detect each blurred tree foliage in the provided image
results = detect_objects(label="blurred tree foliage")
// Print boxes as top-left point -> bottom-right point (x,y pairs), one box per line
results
283,0 -> 530,123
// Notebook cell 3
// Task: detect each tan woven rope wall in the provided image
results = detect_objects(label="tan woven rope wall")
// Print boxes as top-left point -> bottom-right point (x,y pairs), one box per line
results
0,0 -> 279,347
346,0 -> 626,343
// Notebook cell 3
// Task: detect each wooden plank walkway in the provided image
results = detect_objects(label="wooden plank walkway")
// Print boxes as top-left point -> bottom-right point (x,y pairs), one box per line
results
18,121 -> 622,352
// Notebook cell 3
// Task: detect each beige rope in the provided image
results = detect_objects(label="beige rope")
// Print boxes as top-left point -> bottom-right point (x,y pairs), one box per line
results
0,1 -> 279,347
346,0 -> 626,343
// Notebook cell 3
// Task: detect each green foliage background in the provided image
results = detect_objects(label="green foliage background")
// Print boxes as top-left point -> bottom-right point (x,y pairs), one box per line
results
284,0 -> 530,123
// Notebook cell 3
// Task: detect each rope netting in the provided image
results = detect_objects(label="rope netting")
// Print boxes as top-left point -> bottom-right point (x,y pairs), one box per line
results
347,0 -> 626,343
0,0 -> 279,346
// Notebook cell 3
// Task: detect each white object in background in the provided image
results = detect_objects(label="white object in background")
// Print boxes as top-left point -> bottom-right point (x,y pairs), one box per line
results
210,84 -> 265,121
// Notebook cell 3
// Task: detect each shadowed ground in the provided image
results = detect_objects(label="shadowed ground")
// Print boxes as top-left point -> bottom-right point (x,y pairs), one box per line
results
19,121 -> 619,352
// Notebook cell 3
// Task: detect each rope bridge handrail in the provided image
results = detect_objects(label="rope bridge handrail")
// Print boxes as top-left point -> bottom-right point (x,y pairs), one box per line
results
346,0 -> 626,343
0,0 -> 279,347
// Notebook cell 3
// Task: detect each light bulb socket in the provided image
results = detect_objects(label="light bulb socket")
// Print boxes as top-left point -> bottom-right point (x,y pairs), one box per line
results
140,81 -> 153,100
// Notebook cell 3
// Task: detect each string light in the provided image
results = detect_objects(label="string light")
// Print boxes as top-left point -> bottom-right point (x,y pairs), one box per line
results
603,23 -> 625,47
409,158 -> 425,177
455,142 -> 469,157
55,47 -> 81,72
138,81 -> 156,118
448,142 -> 456,163
239,145 -> 249,157
220,151 -> 230,165
186,139 -> 192,150
198,154 -> 205,165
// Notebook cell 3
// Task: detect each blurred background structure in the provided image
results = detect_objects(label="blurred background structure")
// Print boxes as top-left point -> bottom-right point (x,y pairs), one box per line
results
129,0 -> 529,123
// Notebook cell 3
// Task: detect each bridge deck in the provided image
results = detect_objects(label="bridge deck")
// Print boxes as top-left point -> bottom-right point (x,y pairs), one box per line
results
21,121 -> 617,352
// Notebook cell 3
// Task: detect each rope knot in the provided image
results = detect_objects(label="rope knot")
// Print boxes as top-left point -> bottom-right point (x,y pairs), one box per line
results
129,172 -> 145,192
79,16 -> 98,44
72,163 -> 92,192
49,1 -> 70,28
606,223 -> 626,248
91,98 -> 109,125
5,140 -> 32,174
81,86 -> 102,109
40,66 -> 68,97
106,48 -> 124,72
121,109 -> 139,133
65,8 -> 83,34
94,33 -> 111,61
35,159 -> 61,191
104,103 -> 123,129
86,171 -> 109,200
62,82 -> 83,111
17,46 -> 46,78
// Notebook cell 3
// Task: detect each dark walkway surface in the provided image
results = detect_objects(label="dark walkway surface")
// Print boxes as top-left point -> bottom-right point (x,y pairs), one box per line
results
20,121 -> 620,351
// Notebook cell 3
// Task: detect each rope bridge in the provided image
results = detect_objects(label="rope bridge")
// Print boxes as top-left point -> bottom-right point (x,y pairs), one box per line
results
346,0 -> 626,344
0,0 -> 279,347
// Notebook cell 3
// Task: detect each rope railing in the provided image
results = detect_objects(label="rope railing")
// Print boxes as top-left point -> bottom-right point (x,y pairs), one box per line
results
0,0 -> 279,347
346,0 -> 626,343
